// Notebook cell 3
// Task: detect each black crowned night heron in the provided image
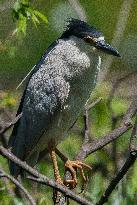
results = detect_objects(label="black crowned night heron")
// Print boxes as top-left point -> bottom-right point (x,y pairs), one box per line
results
8,19 -> 120,187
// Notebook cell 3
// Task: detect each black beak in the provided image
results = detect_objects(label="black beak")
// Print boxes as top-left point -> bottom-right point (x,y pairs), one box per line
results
95,40 -> 120,57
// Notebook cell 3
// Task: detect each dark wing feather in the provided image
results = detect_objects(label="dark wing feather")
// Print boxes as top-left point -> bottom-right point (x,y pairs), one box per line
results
8,40 -> 58,148
8,40 -> 60,176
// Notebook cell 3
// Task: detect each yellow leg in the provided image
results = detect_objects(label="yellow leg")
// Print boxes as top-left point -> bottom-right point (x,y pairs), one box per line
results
49,149 -> 63,185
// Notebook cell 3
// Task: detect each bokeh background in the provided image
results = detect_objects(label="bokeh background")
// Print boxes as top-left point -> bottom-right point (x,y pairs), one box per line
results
0,0 -> 137,204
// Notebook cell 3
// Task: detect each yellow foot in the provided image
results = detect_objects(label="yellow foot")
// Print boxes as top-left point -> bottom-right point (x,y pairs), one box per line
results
56,176 -> 64,186
64,160 -> 92,188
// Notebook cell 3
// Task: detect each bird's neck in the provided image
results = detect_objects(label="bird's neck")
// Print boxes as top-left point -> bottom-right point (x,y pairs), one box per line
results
57,36 -> 101,80
57,36 -> 101,104
61,36 -> 97,56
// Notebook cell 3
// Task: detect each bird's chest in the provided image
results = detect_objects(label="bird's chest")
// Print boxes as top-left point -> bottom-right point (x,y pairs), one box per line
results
32,41 -> 100,151
62,58 -> 99,119
49,56 -> 100,142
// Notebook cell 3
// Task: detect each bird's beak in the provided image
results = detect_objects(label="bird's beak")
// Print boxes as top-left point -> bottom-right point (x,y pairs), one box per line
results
95,40 -> 120,57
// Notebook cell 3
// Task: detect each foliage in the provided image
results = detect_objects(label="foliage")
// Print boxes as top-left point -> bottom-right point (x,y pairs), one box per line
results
0,0 -> 48,57
0,91 -> 17,110
12,0 -> 48,36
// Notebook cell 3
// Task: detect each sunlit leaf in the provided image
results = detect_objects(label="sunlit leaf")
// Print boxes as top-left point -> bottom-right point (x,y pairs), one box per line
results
31,14 -> 40,28
33,10 -> 48,25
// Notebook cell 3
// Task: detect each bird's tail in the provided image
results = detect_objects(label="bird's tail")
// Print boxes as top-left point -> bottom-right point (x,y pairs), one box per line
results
9,131 -> 38,177
8,125 -> 25,177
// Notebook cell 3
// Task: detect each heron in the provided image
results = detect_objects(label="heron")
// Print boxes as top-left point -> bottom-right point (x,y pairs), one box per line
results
8,18 -> 120,187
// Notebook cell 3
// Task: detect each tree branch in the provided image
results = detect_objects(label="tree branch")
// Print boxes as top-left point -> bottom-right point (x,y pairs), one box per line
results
0,145 -> 94,205
96,151 -> 137,205
76,99 -> 137,160
96,115 -> 137,205
0,168 -> 36,205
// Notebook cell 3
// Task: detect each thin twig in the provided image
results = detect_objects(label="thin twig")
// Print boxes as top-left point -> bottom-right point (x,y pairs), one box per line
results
96,152 -> 137,205
0,146 -> 94,205
96,116 -> 137,205
0,168 -> 36,205
0,174 -> 17,205
76,100 -> 137,160
85,98 -> 102,111
83,109 -> 90,144
129,115 -> 137,152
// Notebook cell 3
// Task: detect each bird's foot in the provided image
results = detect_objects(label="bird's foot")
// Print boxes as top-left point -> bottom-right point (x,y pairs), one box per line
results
64,160 -> 92,189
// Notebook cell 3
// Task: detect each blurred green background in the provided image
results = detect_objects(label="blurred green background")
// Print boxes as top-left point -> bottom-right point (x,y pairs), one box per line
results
0,0 -> 137,204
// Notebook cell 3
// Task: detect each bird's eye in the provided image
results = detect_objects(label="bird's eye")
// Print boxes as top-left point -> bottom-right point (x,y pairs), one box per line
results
84,36 -> 96,45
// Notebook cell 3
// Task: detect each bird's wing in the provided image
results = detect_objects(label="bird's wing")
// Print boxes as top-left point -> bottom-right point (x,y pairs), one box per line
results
8,40 -> 60,156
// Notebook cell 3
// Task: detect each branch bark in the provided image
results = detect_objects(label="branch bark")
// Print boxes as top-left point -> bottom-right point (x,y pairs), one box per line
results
0,168 -> 36,205
96,151 -> 137,205
76,99 -> 137,160
96,115 -> 137,205
0,146 -> 94,205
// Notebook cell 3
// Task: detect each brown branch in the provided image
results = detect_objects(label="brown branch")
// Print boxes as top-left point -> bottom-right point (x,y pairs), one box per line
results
96,151 -> 137,205
83,108 -> 90,144
77,121 -> 132,160
0,172 -> 17,204
129,116 -> 137,152
85,98 -> 102,111
0,145 -> 94,205
0,168 -> 36,205
96,116 -> 137,205
76,99 -> 137,160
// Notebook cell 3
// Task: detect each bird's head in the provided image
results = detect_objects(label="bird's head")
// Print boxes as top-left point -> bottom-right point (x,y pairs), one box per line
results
61,19 -> 120,57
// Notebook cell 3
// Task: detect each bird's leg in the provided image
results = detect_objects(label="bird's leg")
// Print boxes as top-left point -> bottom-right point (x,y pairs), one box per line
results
55,148 -> 68,162
55,148 -> 92,188
49,149 -> 65,205
49,149 -> 63,185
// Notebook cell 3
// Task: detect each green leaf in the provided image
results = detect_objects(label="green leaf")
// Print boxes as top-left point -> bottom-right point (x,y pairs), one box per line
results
17,13 -> 27,34
33,10 -> 48,24
31,14 -> 40,27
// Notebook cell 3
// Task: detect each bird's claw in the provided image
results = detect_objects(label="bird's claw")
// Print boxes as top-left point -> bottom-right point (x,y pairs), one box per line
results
64,160 -> 92,189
